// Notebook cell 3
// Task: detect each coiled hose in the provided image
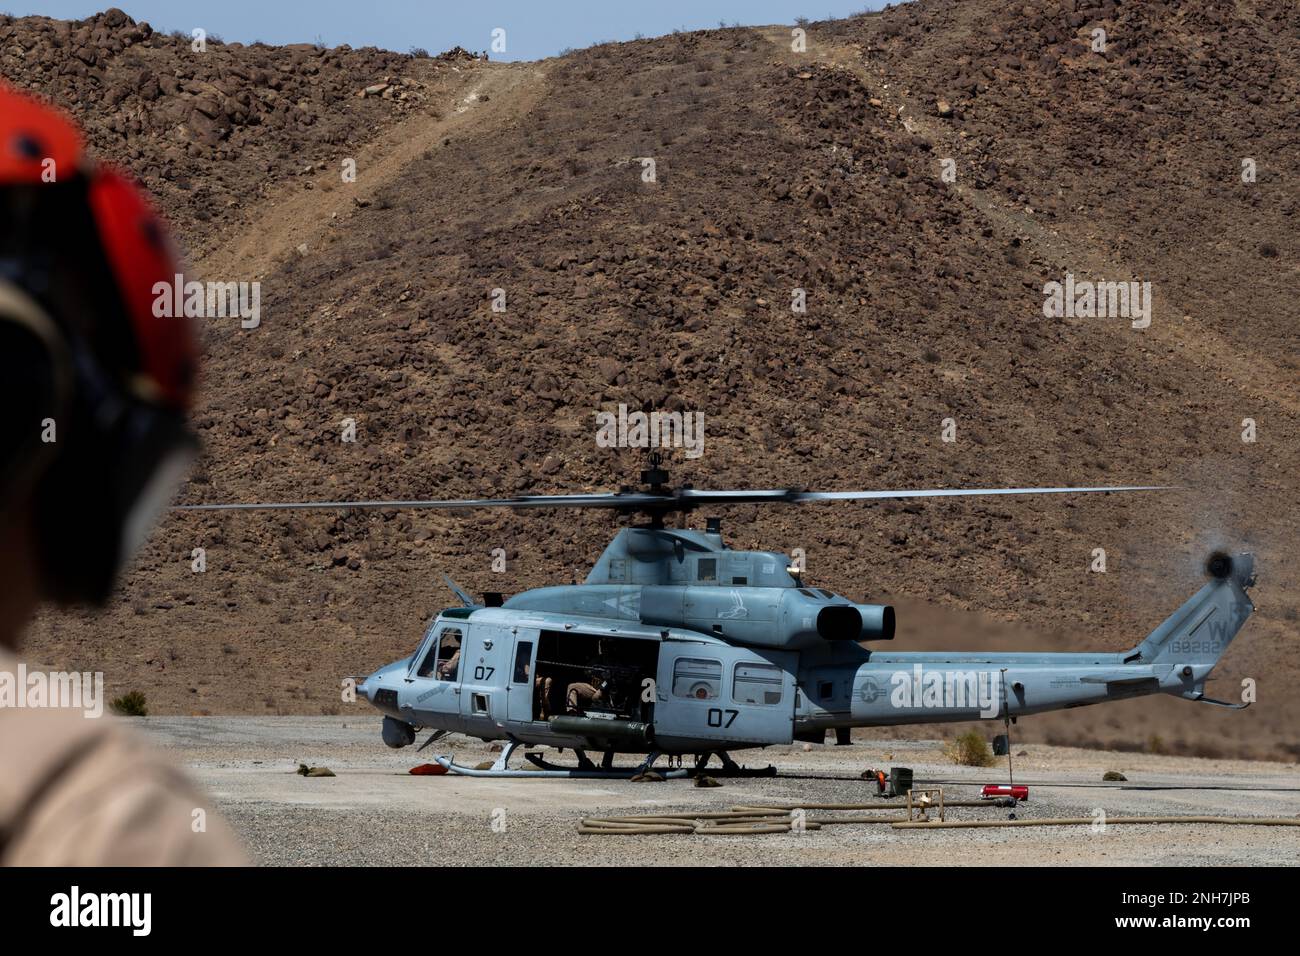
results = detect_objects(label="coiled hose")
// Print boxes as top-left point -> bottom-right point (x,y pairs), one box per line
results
578,802 -> 1300,836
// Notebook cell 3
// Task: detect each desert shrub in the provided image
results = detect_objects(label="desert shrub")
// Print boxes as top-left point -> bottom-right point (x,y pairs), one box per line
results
110,691 -> 149,717
945,730 -> 995,767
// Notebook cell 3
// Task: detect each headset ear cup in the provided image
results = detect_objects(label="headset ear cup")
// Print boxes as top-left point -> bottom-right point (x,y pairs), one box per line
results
0,280 -> 69,514
33,398 -> 117,604
34,386 -> 195,606
0,322 -> 61,505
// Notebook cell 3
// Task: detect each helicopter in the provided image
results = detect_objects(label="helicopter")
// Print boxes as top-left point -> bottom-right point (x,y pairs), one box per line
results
178,455 -> 1257,778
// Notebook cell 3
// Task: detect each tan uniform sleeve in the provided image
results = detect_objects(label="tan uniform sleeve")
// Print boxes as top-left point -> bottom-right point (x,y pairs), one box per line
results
0,705 -> 246,866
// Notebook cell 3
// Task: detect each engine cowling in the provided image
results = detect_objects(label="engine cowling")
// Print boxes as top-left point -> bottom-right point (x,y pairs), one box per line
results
854,603 -> 896,641
811,603 -> 895,641
507,584 -> 896,650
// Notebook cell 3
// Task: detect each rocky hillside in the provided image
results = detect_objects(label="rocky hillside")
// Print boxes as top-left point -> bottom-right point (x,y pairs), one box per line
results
0,8 -> 470,258
10,4 -> 1298,760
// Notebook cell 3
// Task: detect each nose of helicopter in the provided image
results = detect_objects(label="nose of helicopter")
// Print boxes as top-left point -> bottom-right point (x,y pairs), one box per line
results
352,675 -> 371,702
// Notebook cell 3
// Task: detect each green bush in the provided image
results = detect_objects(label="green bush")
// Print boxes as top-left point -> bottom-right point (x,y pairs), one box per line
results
110,691 -> 148,717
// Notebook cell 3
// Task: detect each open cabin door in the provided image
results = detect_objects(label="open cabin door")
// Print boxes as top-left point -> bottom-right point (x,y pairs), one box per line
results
653,642 -> 797,750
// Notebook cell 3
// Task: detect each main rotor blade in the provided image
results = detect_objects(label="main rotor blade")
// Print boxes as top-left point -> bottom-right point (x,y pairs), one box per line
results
171,492 -> 675,512
172,485 -> 1171,513
680,485 -> 1172,504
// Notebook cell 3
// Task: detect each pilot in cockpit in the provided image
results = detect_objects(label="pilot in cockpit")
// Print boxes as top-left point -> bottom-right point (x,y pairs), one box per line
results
437,635 -> 461,681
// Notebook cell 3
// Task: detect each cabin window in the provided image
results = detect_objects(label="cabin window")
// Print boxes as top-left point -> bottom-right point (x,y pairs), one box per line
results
673,658 -> 721,700
416,626 -> 463,680
735,662 -> 784,706
512,641 -> 533,684
697,558 -> 716,582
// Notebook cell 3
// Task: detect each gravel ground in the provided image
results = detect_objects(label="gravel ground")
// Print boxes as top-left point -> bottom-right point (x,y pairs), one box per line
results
137,717 -> 1300,866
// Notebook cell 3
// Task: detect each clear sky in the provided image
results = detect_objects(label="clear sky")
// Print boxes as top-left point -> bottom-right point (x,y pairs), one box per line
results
14,2 -> 890,61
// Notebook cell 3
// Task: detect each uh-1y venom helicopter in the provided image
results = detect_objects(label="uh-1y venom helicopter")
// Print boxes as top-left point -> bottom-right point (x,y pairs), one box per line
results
179,455 -> 1257,778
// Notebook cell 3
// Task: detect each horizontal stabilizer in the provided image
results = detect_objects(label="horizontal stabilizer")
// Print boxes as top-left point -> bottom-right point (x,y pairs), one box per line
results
1077,668 -> 1157,685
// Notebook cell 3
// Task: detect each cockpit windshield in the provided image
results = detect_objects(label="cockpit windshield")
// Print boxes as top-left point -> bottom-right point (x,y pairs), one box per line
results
414,618 -> 438,658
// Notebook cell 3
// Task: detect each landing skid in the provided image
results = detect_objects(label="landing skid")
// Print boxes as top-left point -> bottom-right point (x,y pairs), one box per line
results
429,744 -> 774,779
434,749 -> 690,779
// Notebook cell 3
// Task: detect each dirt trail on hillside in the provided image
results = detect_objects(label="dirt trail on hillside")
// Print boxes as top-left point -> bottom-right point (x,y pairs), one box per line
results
197,61 -> 547,283
758,25 -> 1300,418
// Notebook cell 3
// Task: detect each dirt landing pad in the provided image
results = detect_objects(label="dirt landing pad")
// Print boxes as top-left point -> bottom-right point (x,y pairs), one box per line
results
140,718 -> 1300,866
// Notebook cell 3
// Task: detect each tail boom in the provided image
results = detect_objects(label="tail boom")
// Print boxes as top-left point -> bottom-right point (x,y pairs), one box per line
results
803,553 -> 1259,733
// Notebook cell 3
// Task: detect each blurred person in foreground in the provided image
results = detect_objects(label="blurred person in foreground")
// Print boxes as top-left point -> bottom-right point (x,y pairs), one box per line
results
0,83 -> 243,865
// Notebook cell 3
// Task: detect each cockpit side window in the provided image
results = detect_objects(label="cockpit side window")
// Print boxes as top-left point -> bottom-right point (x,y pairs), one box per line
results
416,626 -> 463,679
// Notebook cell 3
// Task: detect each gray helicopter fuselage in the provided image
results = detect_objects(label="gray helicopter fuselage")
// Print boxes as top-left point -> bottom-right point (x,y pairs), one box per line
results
357,526 -> 1258,756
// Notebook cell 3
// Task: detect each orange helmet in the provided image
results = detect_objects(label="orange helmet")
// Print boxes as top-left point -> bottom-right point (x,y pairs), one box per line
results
0,82 -> 199,603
